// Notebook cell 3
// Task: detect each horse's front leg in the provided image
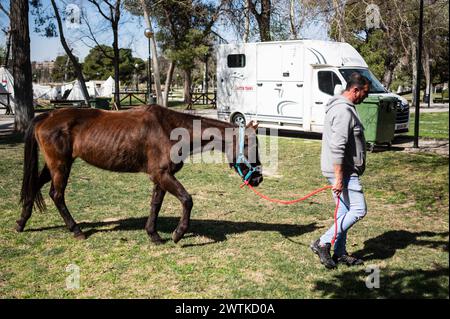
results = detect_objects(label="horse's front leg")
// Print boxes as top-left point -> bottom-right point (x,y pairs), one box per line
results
145,183 -> 166,245
157,172 -> 193,243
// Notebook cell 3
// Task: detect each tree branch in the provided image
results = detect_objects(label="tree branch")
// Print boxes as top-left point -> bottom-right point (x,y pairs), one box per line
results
81,10 -> 114,59
88,0 -> 112,22
0,1 -> 9,17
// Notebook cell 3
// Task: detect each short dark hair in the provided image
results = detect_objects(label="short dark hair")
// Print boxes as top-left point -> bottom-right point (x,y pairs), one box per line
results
345,72 -> 371,91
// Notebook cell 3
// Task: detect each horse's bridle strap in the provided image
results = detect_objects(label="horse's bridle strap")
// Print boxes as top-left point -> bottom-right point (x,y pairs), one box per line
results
235,125 -> 256,182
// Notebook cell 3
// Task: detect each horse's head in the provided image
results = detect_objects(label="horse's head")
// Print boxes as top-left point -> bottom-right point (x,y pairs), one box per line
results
231,121 -> 263,187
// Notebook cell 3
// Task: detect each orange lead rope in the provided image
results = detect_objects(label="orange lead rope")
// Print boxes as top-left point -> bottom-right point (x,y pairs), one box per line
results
241,182 -> 340,245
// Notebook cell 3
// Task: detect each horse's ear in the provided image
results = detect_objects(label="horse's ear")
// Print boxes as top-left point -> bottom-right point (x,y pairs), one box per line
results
246,121 -> 259,129
246,121 -> 259,130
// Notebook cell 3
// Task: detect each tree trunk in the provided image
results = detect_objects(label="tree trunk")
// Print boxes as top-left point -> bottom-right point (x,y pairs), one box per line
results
140,0 -> 163,105
112,20 -> 121,108
422,46 -> 431,103
382,60 -> 395,90
411,41 -> 418,107
10,0 -> 34,132
163,61 -> 175,107
183,69 -> 192,109
248,0 -> 271,42
289,0 -> 298,39
50,0 -> 90,107
244,1 -> 250,42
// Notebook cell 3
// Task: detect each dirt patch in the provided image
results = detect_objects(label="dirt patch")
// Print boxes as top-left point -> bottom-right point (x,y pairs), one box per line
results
392,136 -> 449,157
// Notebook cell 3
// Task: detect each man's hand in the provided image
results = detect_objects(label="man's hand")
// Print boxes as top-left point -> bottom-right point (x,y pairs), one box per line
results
332,178 -> 343,197
333,164 -> 344,197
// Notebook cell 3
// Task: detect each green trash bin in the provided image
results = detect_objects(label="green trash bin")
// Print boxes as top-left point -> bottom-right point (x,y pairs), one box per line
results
91,98 -> 111,110
356,96 -> 397,150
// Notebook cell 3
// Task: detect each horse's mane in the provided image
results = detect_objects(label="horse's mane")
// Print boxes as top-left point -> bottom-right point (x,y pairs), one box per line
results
144,104 -> 236,130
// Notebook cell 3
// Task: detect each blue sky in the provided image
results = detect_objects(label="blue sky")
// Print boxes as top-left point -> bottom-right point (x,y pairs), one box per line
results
0,0 -> 329,63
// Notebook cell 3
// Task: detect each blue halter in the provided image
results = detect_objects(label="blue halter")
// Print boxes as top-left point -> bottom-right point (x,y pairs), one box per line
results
235,125 -> 257,183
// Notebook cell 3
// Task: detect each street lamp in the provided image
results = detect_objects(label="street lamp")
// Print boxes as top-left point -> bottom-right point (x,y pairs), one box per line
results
134,63 -> 139,91
144,28 -> 154,104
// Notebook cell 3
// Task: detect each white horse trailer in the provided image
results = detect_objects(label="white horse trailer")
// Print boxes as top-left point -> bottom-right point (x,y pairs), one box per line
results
216,40 -> 410,133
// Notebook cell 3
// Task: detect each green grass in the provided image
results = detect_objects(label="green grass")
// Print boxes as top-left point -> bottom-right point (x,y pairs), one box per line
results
407,112 -> 449,139
0,132 -> 448,298
401,90 -> 449,104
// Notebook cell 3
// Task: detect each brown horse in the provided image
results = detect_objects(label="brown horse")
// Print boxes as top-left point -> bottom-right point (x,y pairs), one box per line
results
17,104 -> 262,244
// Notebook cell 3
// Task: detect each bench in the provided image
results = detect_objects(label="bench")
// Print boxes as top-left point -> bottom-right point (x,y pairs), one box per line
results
50,100 -> 88,109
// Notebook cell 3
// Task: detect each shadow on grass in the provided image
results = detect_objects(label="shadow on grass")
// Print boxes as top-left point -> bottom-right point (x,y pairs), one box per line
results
0,120 -> 23,146
314,266 -> 449,298
352,230 -> 449,261
0,132 -> 23,146
26,217 -> 320,246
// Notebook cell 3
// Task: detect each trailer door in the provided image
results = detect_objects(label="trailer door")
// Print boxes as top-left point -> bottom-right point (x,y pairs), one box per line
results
256,43 -> 303,122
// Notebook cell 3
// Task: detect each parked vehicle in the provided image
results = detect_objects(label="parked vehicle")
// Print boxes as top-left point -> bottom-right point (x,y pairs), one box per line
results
216,40 -> 410,133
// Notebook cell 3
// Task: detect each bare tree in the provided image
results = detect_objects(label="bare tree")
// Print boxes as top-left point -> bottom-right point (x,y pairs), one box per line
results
221,0 -> 253,42
10,0 -> 34,132
87,0 -> 122,109
247,0 -> 272,41
332,0 -> 346,42
49,0 -> 90,107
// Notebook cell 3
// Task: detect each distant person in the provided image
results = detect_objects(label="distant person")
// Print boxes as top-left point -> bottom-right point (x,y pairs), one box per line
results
310,72 -> 371,269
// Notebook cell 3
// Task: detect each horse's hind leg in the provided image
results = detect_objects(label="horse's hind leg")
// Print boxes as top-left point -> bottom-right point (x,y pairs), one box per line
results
145,183 -> 166,244
48,160 -> 85,240
16,164 -> 51,232
156,172 -> 193,243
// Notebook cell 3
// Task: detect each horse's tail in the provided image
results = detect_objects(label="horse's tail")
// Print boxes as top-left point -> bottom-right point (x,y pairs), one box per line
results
20,113 -> 50,212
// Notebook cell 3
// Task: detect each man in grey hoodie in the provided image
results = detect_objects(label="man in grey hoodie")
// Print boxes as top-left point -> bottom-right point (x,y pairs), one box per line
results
310,72 -> 371,269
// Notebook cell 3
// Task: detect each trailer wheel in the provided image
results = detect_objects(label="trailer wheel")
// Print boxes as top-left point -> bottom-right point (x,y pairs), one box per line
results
231,113 -> 246,126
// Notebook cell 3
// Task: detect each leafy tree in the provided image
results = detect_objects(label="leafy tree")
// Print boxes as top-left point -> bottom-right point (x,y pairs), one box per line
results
154,0 -> 221,106
328,0 -> 449,93
83,45 -> 144,84
52,55 -> 77,82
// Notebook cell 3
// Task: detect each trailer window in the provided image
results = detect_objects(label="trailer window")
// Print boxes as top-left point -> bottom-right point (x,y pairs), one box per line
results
318,71 -> 342,95
227,54 -> 246,68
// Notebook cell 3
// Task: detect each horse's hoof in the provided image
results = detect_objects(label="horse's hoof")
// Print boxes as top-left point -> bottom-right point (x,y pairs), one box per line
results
74,232 -> 86,240
151,238 -> 164,245
172,230 -> 183,243
15,223 -> 24,233
150,234 -> 164,245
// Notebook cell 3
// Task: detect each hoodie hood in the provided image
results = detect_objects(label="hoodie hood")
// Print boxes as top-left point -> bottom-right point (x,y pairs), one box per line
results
325,95 -> 354,113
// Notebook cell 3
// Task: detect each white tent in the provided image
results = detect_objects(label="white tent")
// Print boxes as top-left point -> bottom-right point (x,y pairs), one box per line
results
67,80 -> 86,100
85,80 -> 103,98
33,84 -> 55,99
0,67 -> 15,114
0,66 -> 14,98
49,86 -> 61,99
60,82 -> 74,99
0,83 -> 14,114
99,76 -> 115,97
